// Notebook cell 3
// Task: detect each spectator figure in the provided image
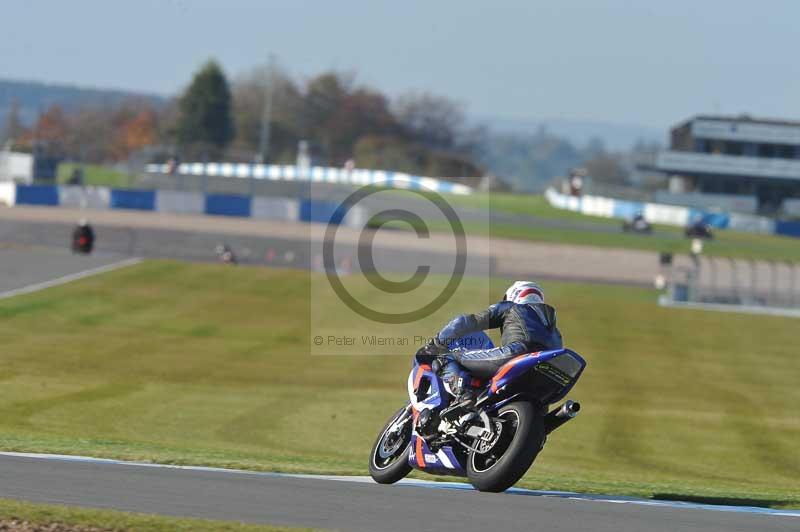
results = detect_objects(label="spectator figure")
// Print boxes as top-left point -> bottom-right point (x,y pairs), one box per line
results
67,167 -> 84,185
166,157 -> 180,175
72,218 -> 95,254
569,169 -> 585,196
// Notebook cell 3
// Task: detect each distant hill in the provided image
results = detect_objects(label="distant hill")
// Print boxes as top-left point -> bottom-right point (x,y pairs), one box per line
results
472,116 -> 667,192
0,78 -> 166,126
477,115 -> 666,152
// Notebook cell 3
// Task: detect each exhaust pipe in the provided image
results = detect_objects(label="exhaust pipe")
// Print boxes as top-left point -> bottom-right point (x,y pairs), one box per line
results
544,400 -> 581,434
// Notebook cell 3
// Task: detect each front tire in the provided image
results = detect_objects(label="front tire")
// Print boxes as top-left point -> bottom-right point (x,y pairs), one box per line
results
467,401 -> 545,492
369,406 -> 413,484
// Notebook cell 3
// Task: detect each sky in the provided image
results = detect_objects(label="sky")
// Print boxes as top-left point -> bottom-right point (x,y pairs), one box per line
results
1,0 -> 798,130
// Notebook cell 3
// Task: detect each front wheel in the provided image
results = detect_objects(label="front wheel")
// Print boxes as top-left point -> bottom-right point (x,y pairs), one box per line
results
467,401 -> 545,492
369,405 -> 413,484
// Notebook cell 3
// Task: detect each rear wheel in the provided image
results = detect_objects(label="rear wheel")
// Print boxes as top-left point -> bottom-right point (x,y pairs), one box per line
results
369,405 -> 413,484
466,401 -> 545,492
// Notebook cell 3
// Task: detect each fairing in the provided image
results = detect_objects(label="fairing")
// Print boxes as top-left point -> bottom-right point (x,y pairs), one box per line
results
405,337 -> 586,475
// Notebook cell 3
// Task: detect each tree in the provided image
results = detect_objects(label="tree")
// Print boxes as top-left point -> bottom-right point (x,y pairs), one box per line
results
1,99 -> 24,146
325,88 -> 399,163
394,92 -> 465,151
118,108 -> 158,159
476,132 -> 582,191
231,64 -> 304,162
18,104 -> 71,156
303,72 -> 352,162
177,60 -> 234,156
353,135 -> 423,174
583,153 -> 629,186
66,106 -> 115,162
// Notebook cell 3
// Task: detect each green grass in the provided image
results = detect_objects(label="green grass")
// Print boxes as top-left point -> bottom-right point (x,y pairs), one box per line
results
370,189 -> 800,262
0,498 -> 315,531
379,215 -> 800,262
57,163 -> 133,188
0,261 -> 798,509
471,220 -> 800,262
448,191 -> 620,225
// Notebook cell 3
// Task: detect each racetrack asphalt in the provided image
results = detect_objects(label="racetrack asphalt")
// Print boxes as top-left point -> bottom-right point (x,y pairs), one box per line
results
0,454 -> 797,532
0,205 -> 667,286
0,246 -> 134,295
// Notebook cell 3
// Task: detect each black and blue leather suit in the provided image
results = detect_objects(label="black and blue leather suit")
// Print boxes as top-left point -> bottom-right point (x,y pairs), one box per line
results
436,301 -> 563,380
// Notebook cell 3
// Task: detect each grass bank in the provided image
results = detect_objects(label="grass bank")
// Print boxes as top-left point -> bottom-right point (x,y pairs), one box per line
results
379,189 -> 800,262
0,499 -> 314,531
0,262 -> 797,508
57,164 -> 133,188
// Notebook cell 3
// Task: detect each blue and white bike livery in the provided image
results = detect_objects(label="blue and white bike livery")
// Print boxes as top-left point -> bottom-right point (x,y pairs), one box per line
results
369,332 -> 586,492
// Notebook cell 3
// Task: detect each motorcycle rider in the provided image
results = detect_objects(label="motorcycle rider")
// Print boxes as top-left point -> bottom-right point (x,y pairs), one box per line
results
415,281 -> 563,408
71,218 -> 95,255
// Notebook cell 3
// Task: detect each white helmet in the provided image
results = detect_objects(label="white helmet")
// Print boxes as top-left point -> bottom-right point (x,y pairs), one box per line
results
504,281 -> 545,305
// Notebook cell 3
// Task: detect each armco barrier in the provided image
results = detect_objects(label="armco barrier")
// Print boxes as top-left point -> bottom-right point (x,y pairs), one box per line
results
775,220 -> 800,238
0,183 -> 365,228
0,182 -> 16,206
728,213 -> 776,234
110,189 -> 156,211
252,196 -> 299,221
690,210 -> 730,229
643,203 -> 690,226
155,190 -> 205,215
145,162 -> 474,196
205,194 -> 251,217
544,187 -> 786,237
58,186 -> 111,209
15,185 -> 59,206
3,182 -> 796,237
300,199 -> 345,224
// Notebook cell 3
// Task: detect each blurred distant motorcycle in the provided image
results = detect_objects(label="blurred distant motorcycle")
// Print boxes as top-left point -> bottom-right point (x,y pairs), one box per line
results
685,221 -> 713,239
622,212 -> 652,234
215,244 -> 238,264
71,219 -> 95,254
369,332 -> 586,492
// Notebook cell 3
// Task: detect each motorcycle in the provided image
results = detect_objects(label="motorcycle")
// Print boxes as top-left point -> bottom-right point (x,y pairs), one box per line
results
369,332 -> 586,492
215,244 -> 238,265
622,214 -> 653,234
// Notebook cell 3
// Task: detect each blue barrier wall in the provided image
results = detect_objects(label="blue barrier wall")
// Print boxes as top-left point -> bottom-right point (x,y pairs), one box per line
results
9,182 -> 796,237
205,194 -> 252,217
775,220 -> 800,238
300,200 -> 345,224
110,190 -> 156,211
15,185 -> 59,206
692,210 -> 730,229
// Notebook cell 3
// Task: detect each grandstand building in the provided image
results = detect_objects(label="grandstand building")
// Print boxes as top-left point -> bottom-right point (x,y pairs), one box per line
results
651,115 -> 800,215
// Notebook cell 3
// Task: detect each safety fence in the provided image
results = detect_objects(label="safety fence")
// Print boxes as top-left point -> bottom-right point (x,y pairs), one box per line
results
0,183 -> 366,228
544,188 -> 800,238
145,162 -> 474,196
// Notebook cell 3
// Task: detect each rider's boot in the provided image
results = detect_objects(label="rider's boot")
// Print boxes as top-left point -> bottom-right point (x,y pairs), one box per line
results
440,356 -> 477,417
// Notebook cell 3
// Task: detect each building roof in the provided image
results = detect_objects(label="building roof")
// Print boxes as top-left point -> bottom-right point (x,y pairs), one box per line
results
675,114 -> 800,130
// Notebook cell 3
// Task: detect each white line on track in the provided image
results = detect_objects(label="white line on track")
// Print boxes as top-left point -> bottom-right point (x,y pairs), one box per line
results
1,451 -> 798,518
0,257 -> 142,300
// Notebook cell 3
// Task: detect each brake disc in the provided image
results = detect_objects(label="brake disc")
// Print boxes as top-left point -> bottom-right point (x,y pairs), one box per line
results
475,420 -> 504,454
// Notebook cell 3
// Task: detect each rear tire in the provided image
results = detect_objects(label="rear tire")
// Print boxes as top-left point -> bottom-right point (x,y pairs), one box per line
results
369,406 -> 413,484
466,401 -> 545,492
